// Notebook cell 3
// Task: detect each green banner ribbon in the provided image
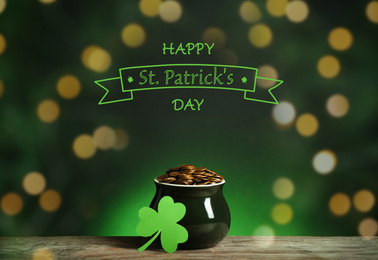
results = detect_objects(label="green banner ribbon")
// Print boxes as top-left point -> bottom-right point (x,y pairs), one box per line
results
95,64 -> 283,105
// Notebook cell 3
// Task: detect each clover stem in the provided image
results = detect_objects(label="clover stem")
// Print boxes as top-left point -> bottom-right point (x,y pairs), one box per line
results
138,230 -> 161,252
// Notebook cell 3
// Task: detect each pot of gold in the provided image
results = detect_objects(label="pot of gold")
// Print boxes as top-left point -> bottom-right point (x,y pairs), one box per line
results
150,164 -> 231,249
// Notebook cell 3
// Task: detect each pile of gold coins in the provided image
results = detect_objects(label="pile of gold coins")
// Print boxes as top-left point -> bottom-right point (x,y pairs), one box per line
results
156,164 -> 224,185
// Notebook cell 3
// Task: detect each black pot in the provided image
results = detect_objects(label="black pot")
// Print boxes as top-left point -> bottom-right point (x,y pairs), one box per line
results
150,178 -> 231,249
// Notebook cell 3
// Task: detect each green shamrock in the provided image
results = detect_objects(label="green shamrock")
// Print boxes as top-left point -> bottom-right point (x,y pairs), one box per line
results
136,196 -> 188,253
242,77 -> 247,83
128,76 -> 133,83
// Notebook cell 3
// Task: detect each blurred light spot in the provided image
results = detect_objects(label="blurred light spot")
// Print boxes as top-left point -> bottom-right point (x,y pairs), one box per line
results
248,23 -> 273,48
39,0 -> 56,4
271,203 -> 293,225
257,65 -> 278,88
81,45 -> 97,66
326,94 -> 349,118
0,33 -> 6,54
87,48 -> 111,73
159,0 -> 182,23
329,192 -> 350,216
32,248 -> 54,260
39,189 -> 62,212
240,1 -> 262,23
328,27 -> 353,51
273,177 -> 294,200
1,192 -> 23,216
57,75 -> 81,99
78,198 -> 99,219
272,101 -> 296,126
317,55 -> 340,78
23,172 -> 46,196
312,149 -> 337,174
253,225 -> 275,236
202,27 -> 226,49
286,0 -> 309,23
366,1 -> 378,23
139,0 -> 162,17
353,189 -> 375,212
253,225 -> 275,247
295,113 -> 318,137
358,218 -> 378,239
217,49 -> 239,65
37,99 -> 60,123
113,128 -> 129,150
0,79 -> 4,97
267,0 -> 288,17
81,46 -> 111,73
93,125 -> 116,150
0,0 -> 6,14
73,134 -> 96,159
121,23 -> 146,48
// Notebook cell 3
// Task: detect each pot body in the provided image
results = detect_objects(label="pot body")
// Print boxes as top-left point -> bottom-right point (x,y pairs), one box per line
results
150,180 -> 230,249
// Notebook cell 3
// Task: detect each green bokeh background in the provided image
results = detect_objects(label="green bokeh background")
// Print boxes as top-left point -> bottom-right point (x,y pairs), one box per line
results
0,0 -> 377,237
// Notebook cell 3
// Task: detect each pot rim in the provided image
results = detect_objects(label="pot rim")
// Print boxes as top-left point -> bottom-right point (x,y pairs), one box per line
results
154,178 -> 225,187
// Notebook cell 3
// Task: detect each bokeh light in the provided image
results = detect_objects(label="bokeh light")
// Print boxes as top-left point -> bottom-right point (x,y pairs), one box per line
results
353,189 -> 375,212
93,125 -> 116,150
78,198 -> 99,219
358,218 -> 378,238
312,149 -> 337,174
81,45 -> 97,66
286,0 -> 309,23
217,48 -> 239,65
0,33 -> 6,55
240,1 -> 262,23
121,23 -> 146,48
202,27 -> 226,49
317,55 -> 341,78
1,192 -> 23,216
32,248 -> 54,260
248,23 -> 273,48
271,203 -> 293,225
159,0 -> 182,23
326,94 -> 349,118
257,65 -> 278,88
113,128 -> 130,150
23,172 -> 46,196
0,79 -> 4,97
39,189 -> 62,212
366,1 -> 378,23
37,99 -> 60,123
57,75 -> 81,99
295,113 -> 318,137
328,27 -> 354,51
81,45 -> 111,73
253,225 -> 275,247
329,193 -> 350,216
253,225 -> 275,236
39,0 -> 56,4
0,0 -> 6,14
72,134 -> 97,159
139,0 -> 162,17
273,177 -> 294,200
272,101 -> 296,126
266,0 -> 288,17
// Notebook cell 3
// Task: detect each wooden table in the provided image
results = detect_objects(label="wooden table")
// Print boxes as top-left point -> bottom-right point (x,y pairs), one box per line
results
0,236 -> 377,259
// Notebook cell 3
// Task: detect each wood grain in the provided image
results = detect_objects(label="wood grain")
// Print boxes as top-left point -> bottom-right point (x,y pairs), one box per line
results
0,236 -> 377,259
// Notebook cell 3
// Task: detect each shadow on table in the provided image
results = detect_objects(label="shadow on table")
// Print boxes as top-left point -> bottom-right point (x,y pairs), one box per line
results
105,236 -> 162,251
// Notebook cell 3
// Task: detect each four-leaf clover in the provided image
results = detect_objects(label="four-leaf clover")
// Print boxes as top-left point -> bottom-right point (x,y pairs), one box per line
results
128,76 -> 134,83
242,77 -> 247,83
136,196 -> 188,253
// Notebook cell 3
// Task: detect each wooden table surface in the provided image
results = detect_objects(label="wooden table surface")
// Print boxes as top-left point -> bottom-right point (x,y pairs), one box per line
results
0,236 -> 377,259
